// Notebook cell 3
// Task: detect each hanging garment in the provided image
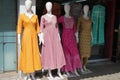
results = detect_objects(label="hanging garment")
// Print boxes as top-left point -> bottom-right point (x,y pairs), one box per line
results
58,16 -> 82,72
70,3 -> 82,22
91,4 -> 105,46
77,16 -> 92,58
43,3 -> 61,18
52,3 -> 61,18
40,15 -> 66,70
17,14 -> 42,73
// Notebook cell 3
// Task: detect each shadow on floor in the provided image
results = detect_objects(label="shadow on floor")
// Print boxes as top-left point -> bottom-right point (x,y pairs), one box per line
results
36,61 -> 120,80
79,61 -> 120,79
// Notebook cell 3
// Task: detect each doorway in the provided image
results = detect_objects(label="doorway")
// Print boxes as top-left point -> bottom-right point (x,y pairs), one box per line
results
36,0 -> 116,61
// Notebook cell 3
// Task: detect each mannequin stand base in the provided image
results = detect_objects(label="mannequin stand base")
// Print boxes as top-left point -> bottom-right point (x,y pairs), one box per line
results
83,66 -> 87,71
81,69 -> 92,74
47,76 -> 64,80
65,72 -> 80,78
74,70 -> 80,76
62,74 -> 68,78
57,73 -> 64,79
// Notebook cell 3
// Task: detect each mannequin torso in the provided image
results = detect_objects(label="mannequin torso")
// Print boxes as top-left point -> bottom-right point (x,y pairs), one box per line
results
83,14 -> 89,20
18,0 -> 34,45
25,12 -> 34,19
45,13 -> 53,18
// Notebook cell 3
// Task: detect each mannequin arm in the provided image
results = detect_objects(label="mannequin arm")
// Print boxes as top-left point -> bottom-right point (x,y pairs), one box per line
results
38,33 -> 41,45
58,33 -> 61,41
58,16 -> 63,23
39,16 -> 45,45
73,18 -> 77,33
38,32 -> 44,45
75,32 -> 79,43
56,24 -> 61,41
17,34 -> 21,45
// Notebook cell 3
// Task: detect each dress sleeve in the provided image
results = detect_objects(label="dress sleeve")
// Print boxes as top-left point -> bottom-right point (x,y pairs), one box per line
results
57,16 -> 63,23
55,16 -> 60,32
40,16 -> 45,32
17,14 -> 23,34
73,17 -> 77,33
77,17 -> 81,31
36,15 -> 40,34
90,18 -> 92,32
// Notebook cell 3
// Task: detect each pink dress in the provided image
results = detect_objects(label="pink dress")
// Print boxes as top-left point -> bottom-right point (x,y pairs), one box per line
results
58,16 -> 82,72
40,14 -> 66,70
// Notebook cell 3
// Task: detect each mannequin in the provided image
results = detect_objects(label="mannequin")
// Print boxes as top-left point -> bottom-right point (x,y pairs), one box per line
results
58,4 -> 82,77
77,5 -> 92,71
40,2 -> 66,79
17,0 -> 42,80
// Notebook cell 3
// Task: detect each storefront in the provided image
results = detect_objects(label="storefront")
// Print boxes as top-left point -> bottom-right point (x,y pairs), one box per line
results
36,0 -> 117,60
0,0 -> 119,73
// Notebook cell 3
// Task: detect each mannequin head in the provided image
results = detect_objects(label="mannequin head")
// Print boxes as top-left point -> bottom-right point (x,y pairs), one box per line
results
64,4 -> 70,15
83,5 -> 89,15
25,0 -> 32,12
45,2 -> 52,13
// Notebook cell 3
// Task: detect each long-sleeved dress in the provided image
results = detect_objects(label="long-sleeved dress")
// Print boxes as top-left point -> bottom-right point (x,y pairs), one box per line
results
77,16 -> 92,58
58,16 -> 82,72
17,14 -> 42,73
40,14 -> 66,70
91,5 -> 105,46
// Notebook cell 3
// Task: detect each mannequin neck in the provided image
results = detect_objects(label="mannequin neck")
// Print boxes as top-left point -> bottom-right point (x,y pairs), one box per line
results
46,12 -> 53,17
26,10 -> 33,14
83,13 -> 89,20
25,10 -> 33,18
64,13 -> 71,18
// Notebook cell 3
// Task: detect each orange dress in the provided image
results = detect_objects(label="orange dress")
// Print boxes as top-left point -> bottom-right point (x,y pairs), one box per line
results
17,14 -> 42,73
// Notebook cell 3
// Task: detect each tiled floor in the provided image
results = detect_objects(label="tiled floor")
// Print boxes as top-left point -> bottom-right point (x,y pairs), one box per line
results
1,72 -> 120,80
0,72 -> 17,80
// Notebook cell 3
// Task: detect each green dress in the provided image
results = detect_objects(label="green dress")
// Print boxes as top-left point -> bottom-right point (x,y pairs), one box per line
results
91,5 -> 105,46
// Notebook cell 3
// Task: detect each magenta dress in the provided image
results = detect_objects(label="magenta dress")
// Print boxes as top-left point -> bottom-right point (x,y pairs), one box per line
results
58,16 -> 82,72
40,15 -> 66,70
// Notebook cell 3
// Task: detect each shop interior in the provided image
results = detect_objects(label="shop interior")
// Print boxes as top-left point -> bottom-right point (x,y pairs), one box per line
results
36,0 -> 118,61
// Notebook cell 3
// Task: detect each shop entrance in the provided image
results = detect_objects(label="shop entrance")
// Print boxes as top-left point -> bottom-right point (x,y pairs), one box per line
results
36,0 -> 116,61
